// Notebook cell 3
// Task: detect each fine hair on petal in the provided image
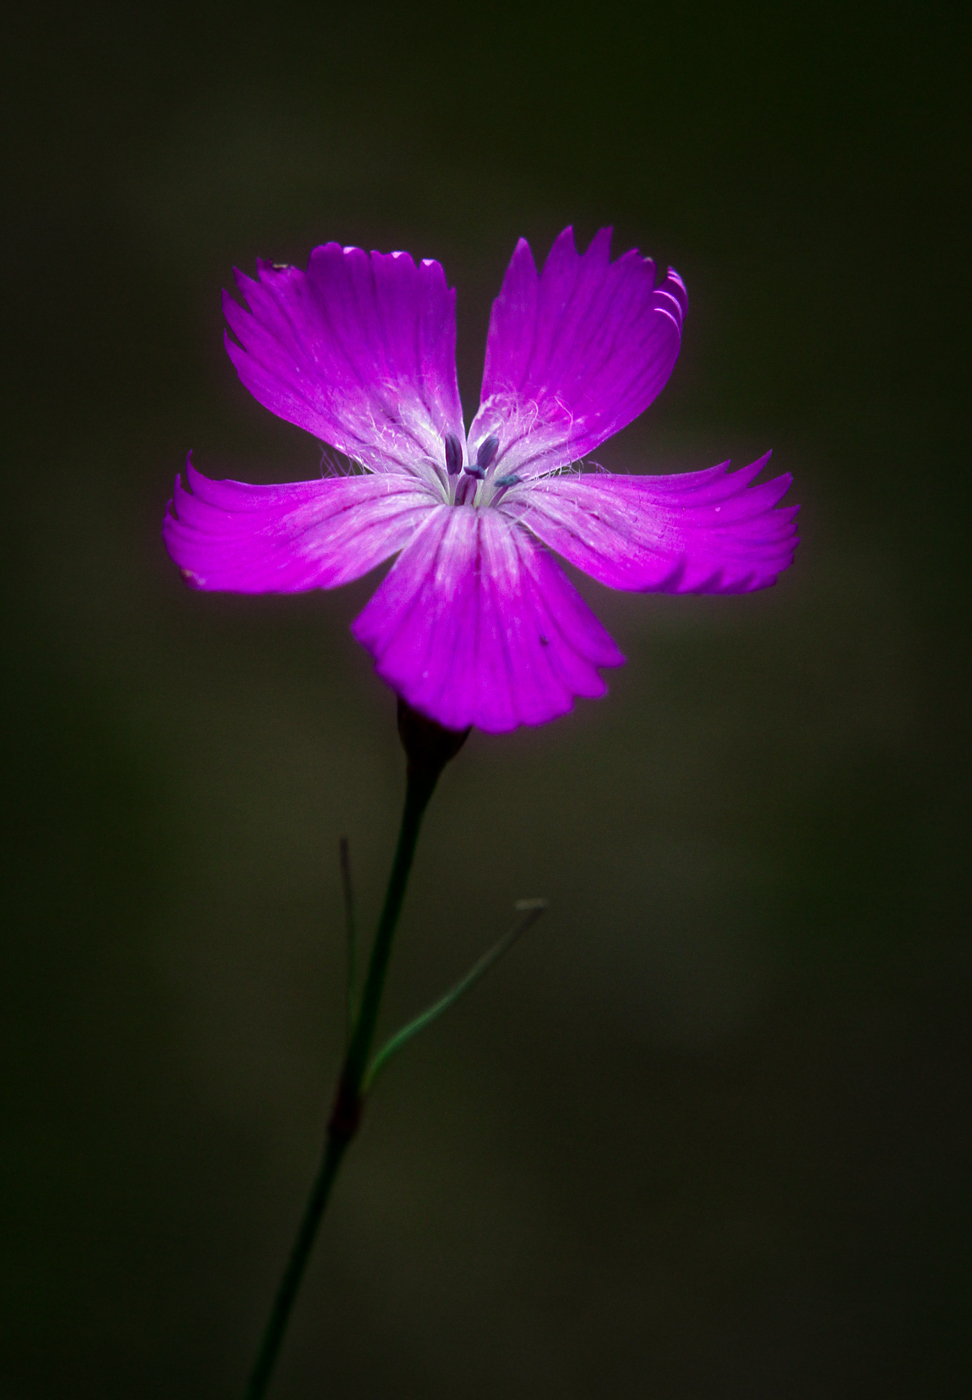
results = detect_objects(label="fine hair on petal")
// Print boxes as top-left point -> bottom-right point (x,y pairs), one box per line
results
319,446 -> 366,478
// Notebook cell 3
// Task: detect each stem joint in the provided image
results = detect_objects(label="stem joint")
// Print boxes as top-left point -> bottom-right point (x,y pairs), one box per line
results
327,1074 -> 362,1144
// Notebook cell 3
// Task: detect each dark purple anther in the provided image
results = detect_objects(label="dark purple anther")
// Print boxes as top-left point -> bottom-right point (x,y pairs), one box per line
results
476,435 -> 500,470
454,473 -> 476,506
444,432 -> 463,476
490,472 -> 520,505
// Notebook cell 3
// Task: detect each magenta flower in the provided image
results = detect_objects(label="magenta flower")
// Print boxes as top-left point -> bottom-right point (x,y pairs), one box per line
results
164,228 -> 798,732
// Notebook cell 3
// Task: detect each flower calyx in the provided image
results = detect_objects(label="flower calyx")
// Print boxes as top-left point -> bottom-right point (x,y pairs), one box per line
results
397,696 -> 471,783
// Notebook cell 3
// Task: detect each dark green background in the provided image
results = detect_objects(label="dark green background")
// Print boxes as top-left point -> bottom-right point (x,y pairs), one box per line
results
3,2 -> 970,1395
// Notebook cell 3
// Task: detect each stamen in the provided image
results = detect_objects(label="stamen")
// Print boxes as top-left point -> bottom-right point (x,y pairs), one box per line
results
476,435 -> 500,470
444,433 -> 463,476
489,471 -> 520,506
464,464 -> 485,480
454,474 -> 477,507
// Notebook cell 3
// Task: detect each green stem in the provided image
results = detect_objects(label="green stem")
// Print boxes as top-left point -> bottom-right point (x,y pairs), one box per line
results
243,761 -> 439,1400
243,1132 -> 349,1400
343,765 -> 438,1094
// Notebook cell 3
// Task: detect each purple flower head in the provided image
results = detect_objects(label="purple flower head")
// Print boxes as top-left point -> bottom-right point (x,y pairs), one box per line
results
163,228 -> 798,733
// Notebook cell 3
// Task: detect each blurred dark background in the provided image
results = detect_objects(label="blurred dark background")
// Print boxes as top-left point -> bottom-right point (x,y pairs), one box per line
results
2,1 -> 970,1395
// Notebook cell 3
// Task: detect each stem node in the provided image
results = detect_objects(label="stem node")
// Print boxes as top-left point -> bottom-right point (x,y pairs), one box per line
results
327,1073 -> 363,1144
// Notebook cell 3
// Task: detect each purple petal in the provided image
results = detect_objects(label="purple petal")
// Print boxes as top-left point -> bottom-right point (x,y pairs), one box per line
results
510,455 -> 798,593
351,506 -> 624,732
223,246 -> 465,477
467,227 -> 687,480
163,459 -> 437,592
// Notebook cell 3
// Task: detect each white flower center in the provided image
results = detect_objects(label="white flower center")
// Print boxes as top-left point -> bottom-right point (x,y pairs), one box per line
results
440,433 -> 518,508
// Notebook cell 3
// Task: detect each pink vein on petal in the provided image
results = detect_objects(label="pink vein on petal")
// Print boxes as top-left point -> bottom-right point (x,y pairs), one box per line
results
351,507 -> 624,732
